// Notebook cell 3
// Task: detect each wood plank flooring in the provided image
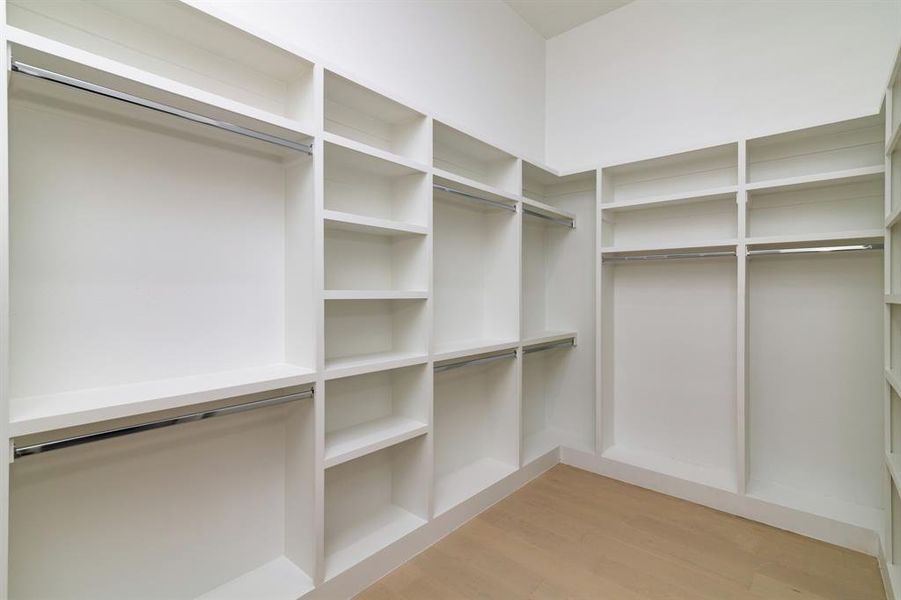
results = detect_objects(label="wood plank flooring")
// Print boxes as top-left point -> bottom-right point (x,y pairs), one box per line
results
357,465 -> 885,600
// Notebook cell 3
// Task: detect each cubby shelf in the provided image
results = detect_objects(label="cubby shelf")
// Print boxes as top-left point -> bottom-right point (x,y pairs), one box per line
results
197,557 -> 314,600
600,185 -> 738,212
602,445 -> 737,492
324,352 -> 429,380
323,210 -> 427,237
325,417 -> 428,469
745,164 -> 885,193
10,363 -> 316,438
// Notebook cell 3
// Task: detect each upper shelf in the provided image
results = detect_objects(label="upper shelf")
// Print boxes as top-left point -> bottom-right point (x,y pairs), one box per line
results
601,142 -> 738,206
6,29 -> 314,163
522,161 -> 595,209
433,121 -> 520,194
747,115 -> 884,187
6,0 -> 316,128
324,70 -> 429,164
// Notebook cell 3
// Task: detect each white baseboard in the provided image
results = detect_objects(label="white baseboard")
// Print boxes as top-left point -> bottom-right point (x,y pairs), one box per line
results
560,446 -> 881,556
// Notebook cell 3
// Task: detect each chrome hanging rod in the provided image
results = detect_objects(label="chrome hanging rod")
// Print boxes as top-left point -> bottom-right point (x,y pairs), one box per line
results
747,243 -> 883,257
10,61 -> 313,155
603,250 -> 736,263
434,349 -> 517,373
433,184 -> 517,213
523,338 -> 575,355
523,207 -> 574,229
12,387 -> 314,460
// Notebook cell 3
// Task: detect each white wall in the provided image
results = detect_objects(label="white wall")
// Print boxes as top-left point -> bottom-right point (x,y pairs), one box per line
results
546,0 -> 901,170
198,0 -> 547,161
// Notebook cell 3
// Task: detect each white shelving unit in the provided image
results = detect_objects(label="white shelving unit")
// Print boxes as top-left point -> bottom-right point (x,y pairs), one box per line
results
0,3 -> 896,598
884,45 -> 901,599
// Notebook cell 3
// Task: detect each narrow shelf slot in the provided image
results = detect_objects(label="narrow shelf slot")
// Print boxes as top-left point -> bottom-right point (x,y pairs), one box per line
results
324,439 -> 428,580
433,121 -> 519,193
325,225 -> 427,292
324,365 -> 429,469
325,142 -> 428,225
434,352 -> 518,515
748,115 -> 884,185
325,70 -> 428,163
324,300 -> 428,378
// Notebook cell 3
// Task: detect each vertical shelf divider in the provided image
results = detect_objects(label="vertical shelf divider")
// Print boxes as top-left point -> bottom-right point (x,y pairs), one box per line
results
736,139 -> 749,496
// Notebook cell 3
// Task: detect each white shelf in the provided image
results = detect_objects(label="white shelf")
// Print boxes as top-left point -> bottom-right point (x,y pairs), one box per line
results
888,296 -> 901,305
324,505 -> 425,580
6,26 -> 314,142
432,339 -> 520,363
433,120 -> 519,193
433,458 -> 516,516
748,479 -> 882,532
433,168 -> 521,208
521,330 -> 577,348
323,210 -> 427,237
10,363 -> 316,438
324,351 -> 429,380
322,131 -> 429,174
325,416 -> 428,469
196,557 -> 314,600
601,239 -> 738,255
601,185 -> 738,212
745,229 -> 884,248
521,196 -> 576,225
602,445 -> 737,492
888,123 -> 901,155
745,165 -> 885,194
323,290 -> 428,300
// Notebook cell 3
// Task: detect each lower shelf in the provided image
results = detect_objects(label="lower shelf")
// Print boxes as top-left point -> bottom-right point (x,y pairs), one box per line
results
747,479 -> 882,532
434,457 -> 516,516
602,445 -> 737,493
197,556 -> 314,600
324,351 -> 428,379
325,504 -> 425,581
325,416 -> 428,469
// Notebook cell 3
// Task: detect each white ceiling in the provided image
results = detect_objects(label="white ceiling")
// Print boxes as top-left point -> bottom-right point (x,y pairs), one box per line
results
504,0 -> 633,39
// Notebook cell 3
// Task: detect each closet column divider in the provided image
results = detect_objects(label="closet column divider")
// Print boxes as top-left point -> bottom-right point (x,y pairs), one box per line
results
424,116 -> 436,520
512,159 -> 524,470
736,139 -> 749,496
884,81 -> 895,567
595,169 -> 608,454
311,63 -> 327,587
0,5 -> 11,595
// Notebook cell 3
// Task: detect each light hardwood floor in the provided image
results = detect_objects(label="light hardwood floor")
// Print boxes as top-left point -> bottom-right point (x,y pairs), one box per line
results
357,464 -> 885,600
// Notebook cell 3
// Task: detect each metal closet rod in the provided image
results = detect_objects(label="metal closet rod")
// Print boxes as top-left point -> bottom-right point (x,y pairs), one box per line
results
523,207 -> 574,229
12,387 -> 314,460
434,349 -> 517,372
747,243 -> 883,257
523,338 -> 575,355
10,60 -> 313,156
433,184 -> 517,213
603,250 -> 736,263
